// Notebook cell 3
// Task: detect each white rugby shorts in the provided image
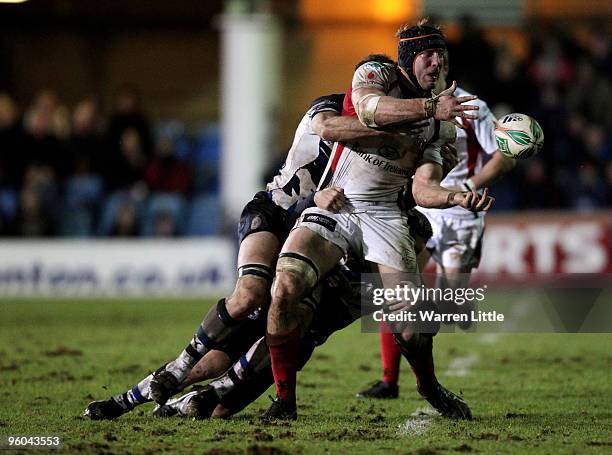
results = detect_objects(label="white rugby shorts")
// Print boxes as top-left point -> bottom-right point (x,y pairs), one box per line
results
416,208 -> 485,270
295,204 -> 417,273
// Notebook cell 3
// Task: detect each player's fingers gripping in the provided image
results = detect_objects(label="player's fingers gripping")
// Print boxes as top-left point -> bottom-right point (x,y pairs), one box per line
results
459,191 -> 473,209
314,188 -> 337,211
474,188 -> 490,211
386,295 -> 412,313
469,189 -> 481,211
476,189 -> 495,212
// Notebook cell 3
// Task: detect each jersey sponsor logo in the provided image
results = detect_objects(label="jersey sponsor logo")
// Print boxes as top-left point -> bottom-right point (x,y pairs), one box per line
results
354,151 -> 410,177
302,213 -> 337,232
355,81 -> 380,88
377,145 -> 401,160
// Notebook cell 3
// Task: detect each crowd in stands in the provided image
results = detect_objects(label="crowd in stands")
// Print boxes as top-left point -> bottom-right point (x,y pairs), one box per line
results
0,87 -> 221,237
446,17 -> 612,210
0,19 -> 610,238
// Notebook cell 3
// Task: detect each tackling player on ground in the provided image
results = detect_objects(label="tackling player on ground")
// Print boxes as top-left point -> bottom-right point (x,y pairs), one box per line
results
83,82 -> 451,419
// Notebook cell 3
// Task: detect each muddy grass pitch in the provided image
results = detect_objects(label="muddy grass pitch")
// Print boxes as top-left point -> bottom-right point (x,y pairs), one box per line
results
1,300 -> 610,454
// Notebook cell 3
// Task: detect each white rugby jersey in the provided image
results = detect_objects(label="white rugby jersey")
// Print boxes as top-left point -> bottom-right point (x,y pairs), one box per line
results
266,95 -> 343,215
420,87 -> 498,218
326,61 -> 452,204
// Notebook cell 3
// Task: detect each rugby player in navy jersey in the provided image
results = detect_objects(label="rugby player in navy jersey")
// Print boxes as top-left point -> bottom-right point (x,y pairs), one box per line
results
83,75 -> 451,419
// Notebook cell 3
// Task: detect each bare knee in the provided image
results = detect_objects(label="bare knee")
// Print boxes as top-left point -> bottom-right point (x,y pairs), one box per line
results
226,277 -> 270,319
211,404 -> 231,418
183,350 -> 231,386
271,271 -> 307,310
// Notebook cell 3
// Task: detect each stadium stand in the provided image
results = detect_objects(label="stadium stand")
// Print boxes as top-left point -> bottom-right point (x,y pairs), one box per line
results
0,18 -> 609,238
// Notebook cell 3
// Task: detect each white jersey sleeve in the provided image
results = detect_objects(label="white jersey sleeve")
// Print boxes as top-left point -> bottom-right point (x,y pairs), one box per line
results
351,62 -> 396,93
471,101 -> 498,155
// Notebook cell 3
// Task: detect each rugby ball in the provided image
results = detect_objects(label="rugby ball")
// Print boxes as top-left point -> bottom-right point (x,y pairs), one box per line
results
494,113 -> 544,159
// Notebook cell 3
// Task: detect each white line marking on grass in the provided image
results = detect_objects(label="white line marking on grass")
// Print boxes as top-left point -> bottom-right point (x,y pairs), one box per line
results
479,333 -> 500,344
444,353 -> 480,377
397,407 -> 439,436
399,331 -> 492,436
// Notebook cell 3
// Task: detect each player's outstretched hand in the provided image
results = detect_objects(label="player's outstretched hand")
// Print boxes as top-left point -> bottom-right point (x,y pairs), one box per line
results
457,188 -> 494,212
473,188 -> 495,212
314,187 -> 346,213
434,81 -> 479,128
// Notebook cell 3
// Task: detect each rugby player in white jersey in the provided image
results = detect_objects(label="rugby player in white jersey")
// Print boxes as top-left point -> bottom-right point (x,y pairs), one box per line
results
263,20 -> 492,421
357,52 -> 516,400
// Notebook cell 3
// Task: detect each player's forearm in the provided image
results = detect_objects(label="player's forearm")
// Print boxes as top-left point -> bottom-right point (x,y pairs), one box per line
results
413,184 -> 461,209
372,97 -> 428,126
468,152 -> 516,189
315,116 -> 386,142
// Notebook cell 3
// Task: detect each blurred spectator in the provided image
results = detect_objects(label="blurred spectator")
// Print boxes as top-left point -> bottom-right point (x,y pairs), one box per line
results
106,127 -> 149,195
516,159 -> 567,210
585,27 -> 612,76
447,15 -> 496,100
152,210 -> 177,237
566,60 -> 612,129
0,93 -> 22,186
106,85 -> 153,163
109,200 -> 140,237
573,161 -> 609,210
528,35 -> 574,89
67,98 -> 105,176
490,47 -> 535,113
13,185 -> 55,236
21,90 -> 69,184
145,135 -> 193,194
